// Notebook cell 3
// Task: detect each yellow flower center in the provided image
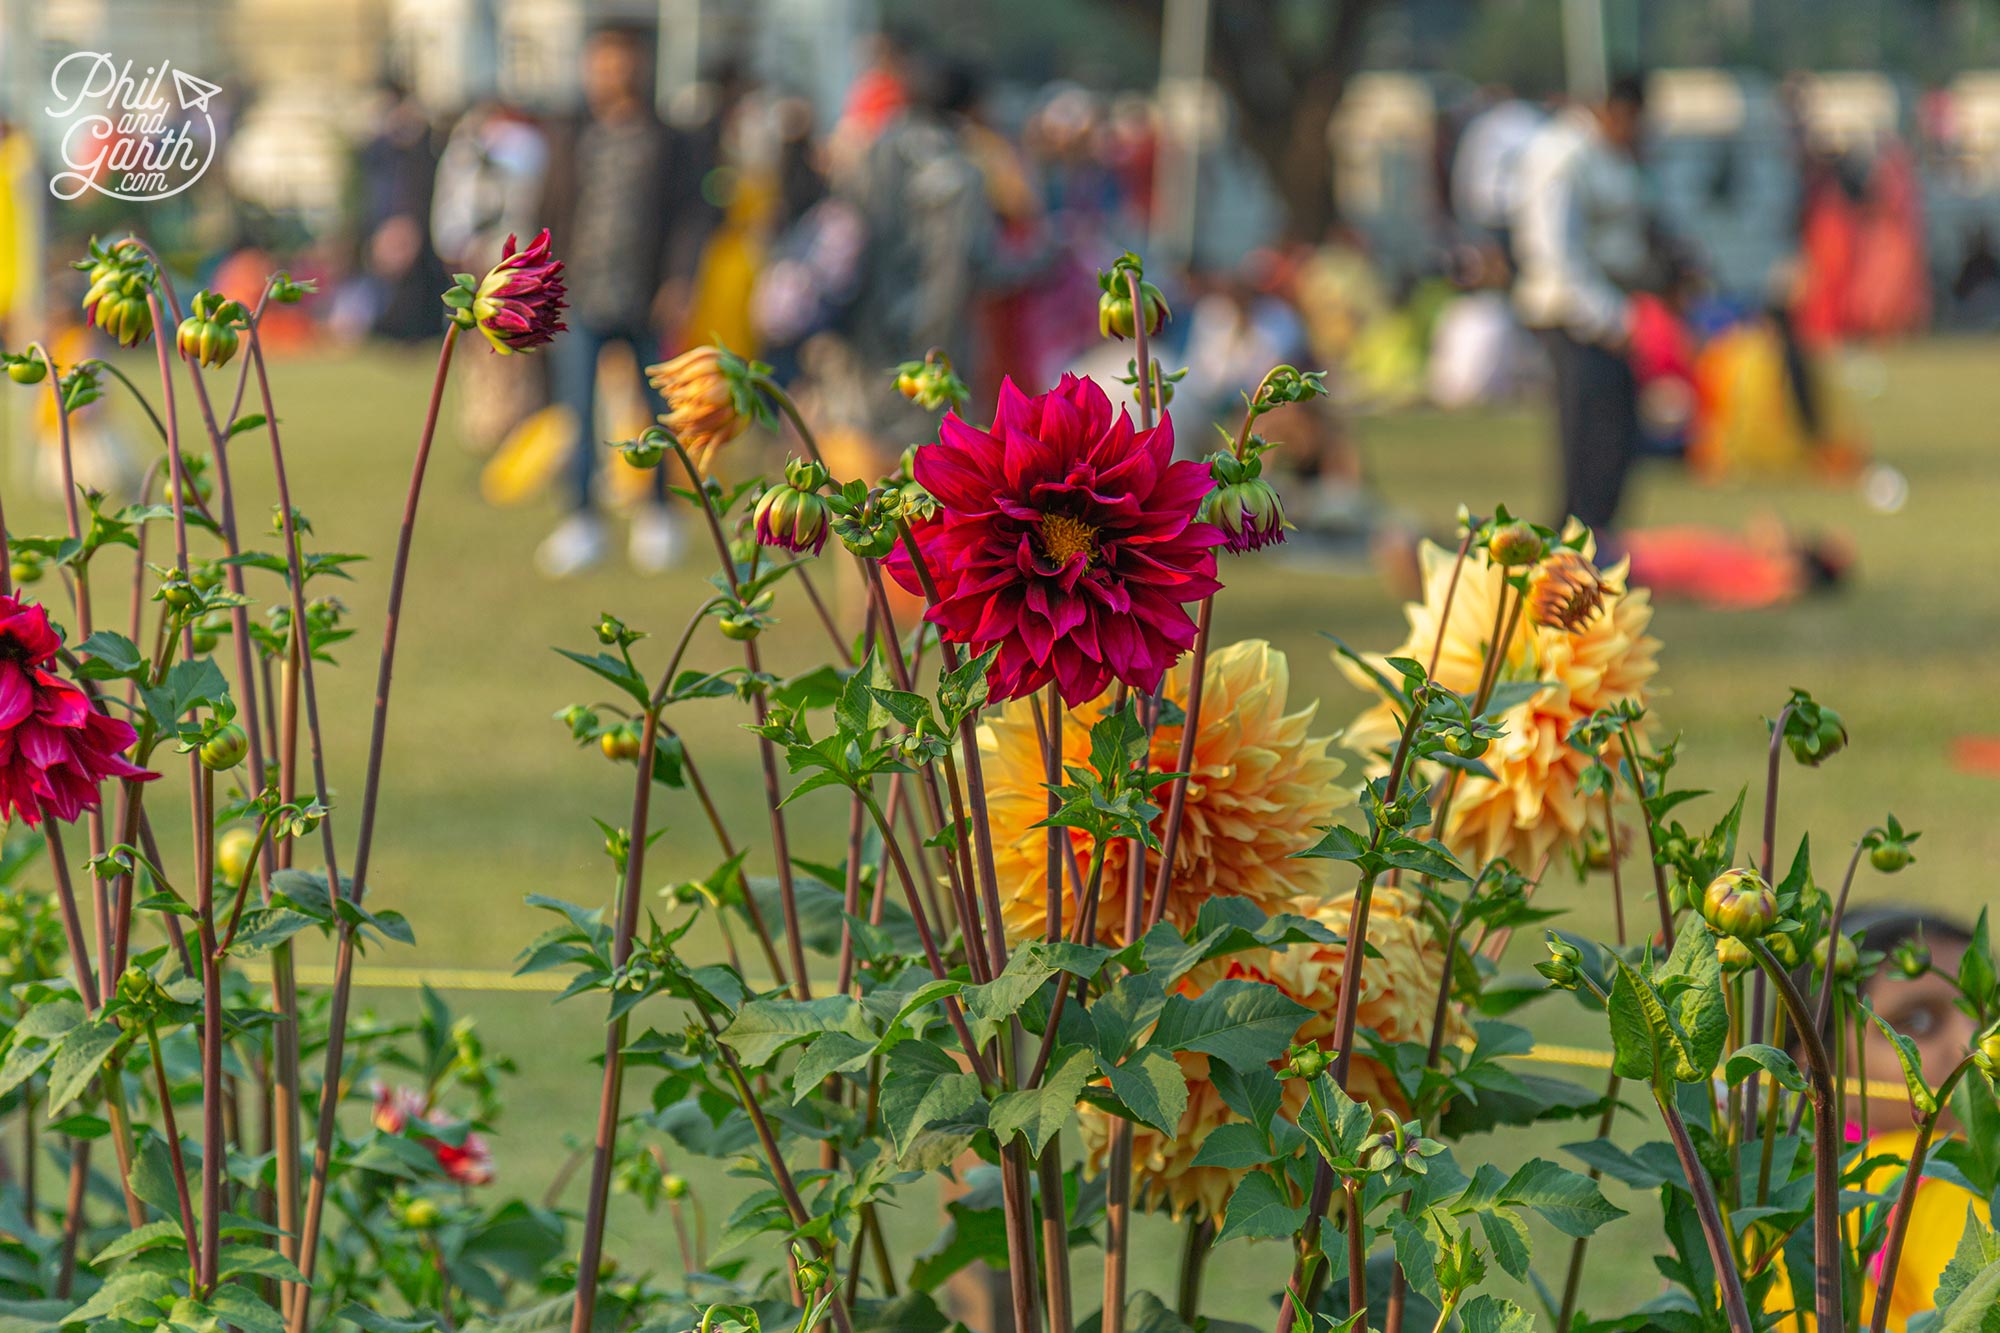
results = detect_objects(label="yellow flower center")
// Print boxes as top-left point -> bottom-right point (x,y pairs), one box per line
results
1039,513 -> 1097,565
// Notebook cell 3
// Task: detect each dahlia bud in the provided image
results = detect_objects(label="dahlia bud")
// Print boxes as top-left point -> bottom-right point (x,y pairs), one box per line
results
1891,938 -> 1931,979
616,426 -> 670,471
647,346 -> 754,458
460,229 -> 567,355
117,964 -> 156,1006
84,268 -> 156,348
1813,933 -> 1859,981
1526,549 -> 1607,632
599,726 -> 641,762
1439,724 -> 1488,760
1715,934 -> 1755,973
1702,869 -> 1777,940
1537,934 -> 1585,990
217,826 -> 258,884
662,1173 -> 690,1200
754,458 -> 833,556
199,723 -> 249,772
1097,278 -> 1169,340
1781,692 -> 1847,767
1486,521 -> 1545,567
176,290 -> 244,369
5,351 -> 46,385
718,611 -> 762,641
792,1242 -> 830,1295
1581,825 -> 1614,871
893,352 -> 969,410
400,1197 -> 443,1230
1870,840 -> 1913,873
1974,1029 -> 2000,1079
1200,450 -> 1286,554
10,552 -> 43,585
1283,1043 -> 1330,1079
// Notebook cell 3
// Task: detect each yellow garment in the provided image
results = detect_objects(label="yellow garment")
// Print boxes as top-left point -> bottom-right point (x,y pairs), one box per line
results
1768,1127 -> 1987,1332
683,174 -> 773,359
1689,322 -> 1861,482
0,130 -> 41,328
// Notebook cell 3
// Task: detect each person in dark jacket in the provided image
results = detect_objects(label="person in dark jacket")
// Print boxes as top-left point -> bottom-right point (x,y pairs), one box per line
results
535,22 -> 716,577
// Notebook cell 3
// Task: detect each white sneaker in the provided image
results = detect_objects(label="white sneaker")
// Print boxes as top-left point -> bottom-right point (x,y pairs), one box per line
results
535,513 -> 608,579
628,504 -> 683,574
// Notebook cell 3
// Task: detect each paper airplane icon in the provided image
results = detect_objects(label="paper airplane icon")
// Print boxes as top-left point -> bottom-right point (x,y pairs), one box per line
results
171,67 -> 222,113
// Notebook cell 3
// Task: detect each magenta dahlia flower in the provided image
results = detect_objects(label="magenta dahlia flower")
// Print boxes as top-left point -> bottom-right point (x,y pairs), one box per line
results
890,375 -> 1222,705
471,229 -> 567,354
0,596 -> 155,825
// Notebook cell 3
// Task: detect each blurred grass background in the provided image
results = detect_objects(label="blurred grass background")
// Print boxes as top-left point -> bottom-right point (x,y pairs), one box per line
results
12,336 -> 1997,1320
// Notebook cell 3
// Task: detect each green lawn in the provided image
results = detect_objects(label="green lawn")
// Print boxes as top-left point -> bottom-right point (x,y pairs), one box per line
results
10,335 -> 1997,1321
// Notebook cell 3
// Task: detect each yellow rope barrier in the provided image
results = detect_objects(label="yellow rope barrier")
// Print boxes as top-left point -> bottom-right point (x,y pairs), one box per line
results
311,965 -> 1915,1100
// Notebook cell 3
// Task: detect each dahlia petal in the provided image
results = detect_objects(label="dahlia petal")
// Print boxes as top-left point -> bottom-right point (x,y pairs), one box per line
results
0,662 -> 32,730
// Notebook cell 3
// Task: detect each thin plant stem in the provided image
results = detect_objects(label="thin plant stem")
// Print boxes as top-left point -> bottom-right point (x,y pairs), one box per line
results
1744,702 -> 1797,1139
1869,1056 -> 1976,1333
291,324 -> 460,1325
670,440 -> 811,1000
1654,1083 -> 1755,1333
1177,1215 -> 1214,1323
143,1015 -> 203,1279
1036,1133 -> 1074,1333
1754,940 -> 1843,1333
1616,723 -> 1676,943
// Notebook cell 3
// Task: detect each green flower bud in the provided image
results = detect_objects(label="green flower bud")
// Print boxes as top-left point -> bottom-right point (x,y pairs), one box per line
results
1284,1044 -> 1330,1079
1870,841 -> 1913,873
1813,932 -> 1859,981
6,352 -> 47,385
1891,938 -> 1931,979
663,1172 -> 689,1200
1200,473 -> 1286,554
599,726 -> 641,761
1974,1029 -> 2000,1079
1701,868 -> 1777,940
1536,934 -> 1584,990
1486,521 -> 1545,567
1097,280 -> 1169,340
753,477 -> 832,556
1715,934 -> 1755,973
401,1197 -> 442,1230
217,826 -> 258,884
199,723 -> 249,772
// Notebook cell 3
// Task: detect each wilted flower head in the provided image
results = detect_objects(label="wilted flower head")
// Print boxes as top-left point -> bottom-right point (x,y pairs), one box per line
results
0,597 -> 156,825
647,345 -> 758,461
1526,548 -> 1609,632
1079,888 -> 1466,1220
888,374 -> 1222,705
980,640 -> 1347,945
1341,532 -> 1658,867
467,229 -> 567,354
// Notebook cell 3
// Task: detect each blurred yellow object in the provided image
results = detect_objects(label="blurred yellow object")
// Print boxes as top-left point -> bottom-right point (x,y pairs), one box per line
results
479,352 -> 659,507
480,404 -> 573,506
1690,321 -> 1865,482
1767,1126 -> 1988,1332
683,174 -> 772,359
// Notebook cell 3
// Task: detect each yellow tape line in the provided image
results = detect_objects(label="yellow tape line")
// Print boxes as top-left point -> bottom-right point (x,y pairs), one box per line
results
310,966 -> 1913,1099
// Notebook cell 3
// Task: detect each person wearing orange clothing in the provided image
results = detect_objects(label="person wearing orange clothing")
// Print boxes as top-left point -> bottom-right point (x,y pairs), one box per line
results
1772,909 -> 1988,1332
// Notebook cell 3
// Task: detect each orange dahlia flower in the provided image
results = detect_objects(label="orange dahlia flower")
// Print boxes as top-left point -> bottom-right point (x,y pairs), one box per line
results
1341,537 -> 1659,869
1078,888 -> 1465,1220
977,639 -> 1348,947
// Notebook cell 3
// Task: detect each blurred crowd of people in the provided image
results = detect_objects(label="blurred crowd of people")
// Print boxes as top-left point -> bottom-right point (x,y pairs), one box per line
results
0,23 -> 1936,596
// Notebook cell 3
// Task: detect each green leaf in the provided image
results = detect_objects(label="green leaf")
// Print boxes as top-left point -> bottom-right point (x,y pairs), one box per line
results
1862,1002 -> 1938,1115
880,1042 -> 986,1170
1390,1210 -> 1441,1304
1119,1292 -> 1197,1333
1087,971 -> 1166,1064
1297,1073 -> 1374,1167
964,941 -> 1110,1024
227,412 -> 268,439
1475,1206 -> 1532,1280
1150,979 -> 1311,1073
44,1015 -> 122,1112
1458,1294 -> 1537,1333
336,1303 -> 443,1333
553,647 -> 648,707
1500,1158 -> 1626,1238
217,1243 -> 307,1282
721,996 -> 873,1069
91,1218 -> 183,1263
1724,1044 -> 1808,1095
1189,1121 -> 1282,1170
72,630 -> 144,680
989,1047 -> 1095,1154
1101,1046 -> 1187,1135
790,1032 -> 877,1102
227,908 -> 319,957
1934,1207 -> 2000,1315
1933,1251 -> 2000,1333
1214,1169 -> 1305,1243
205,1283 -> 288,1333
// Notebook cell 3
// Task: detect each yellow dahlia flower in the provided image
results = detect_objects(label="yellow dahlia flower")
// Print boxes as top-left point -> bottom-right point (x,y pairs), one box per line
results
1341,537 -> 1659,869
1078,888 -> 1466,1220
978,639 -> 1349,947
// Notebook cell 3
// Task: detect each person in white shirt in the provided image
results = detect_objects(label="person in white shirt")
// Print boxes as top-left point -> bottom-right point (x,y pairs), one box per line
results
1511,74 -> 1650,534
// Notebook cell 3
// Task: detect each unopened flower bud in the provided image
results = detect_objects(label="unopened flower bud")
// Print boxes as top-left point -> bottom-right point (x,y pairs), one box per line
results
1892,938 -> 1931,979
464,229 -> 567,354
401,1197 -> 442,1230
893,354 -> 969,410
753,461 -> 834,556
1486,521 -> 1545,567
217,827 -> 258,884
719,611 -> 762,641
663,1173 -> 689,1200
1098,279 -> 1169,340
617,427 -> 669,470
1715,934 -> 1755,973
1284,1044 -> 1330,1079
1537,934 -> 1584,990
1870,840 -> 1912,873
199,723 -> 249,772
1201,473 -> 1286,554
1702,868 -> 1777,940
1973,1029 -> 2000,1078
6,352 -> 46,385
600,725 -> 642,761
1813,932 -> 1858,981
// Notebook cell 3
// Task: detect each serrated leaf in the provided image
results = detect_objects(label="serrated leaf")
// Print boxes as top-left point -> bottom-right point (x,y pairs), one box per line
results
989,1047 -> 1095,1154
1458,1294 -> 1536,1333
1150,979 -> 1310,1073
1500,1158 -> 1625,1238
790,1032 -> 876,1103
1103,1046 -> 1188,1135
1214,1169 -> 1305,1243
1724,1043 -> 1808,1095
880,1042 -> 986,1170
721,996 -> 873,1069
44,1016 -> 122,1111
1189,1121 -> 1281,1170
